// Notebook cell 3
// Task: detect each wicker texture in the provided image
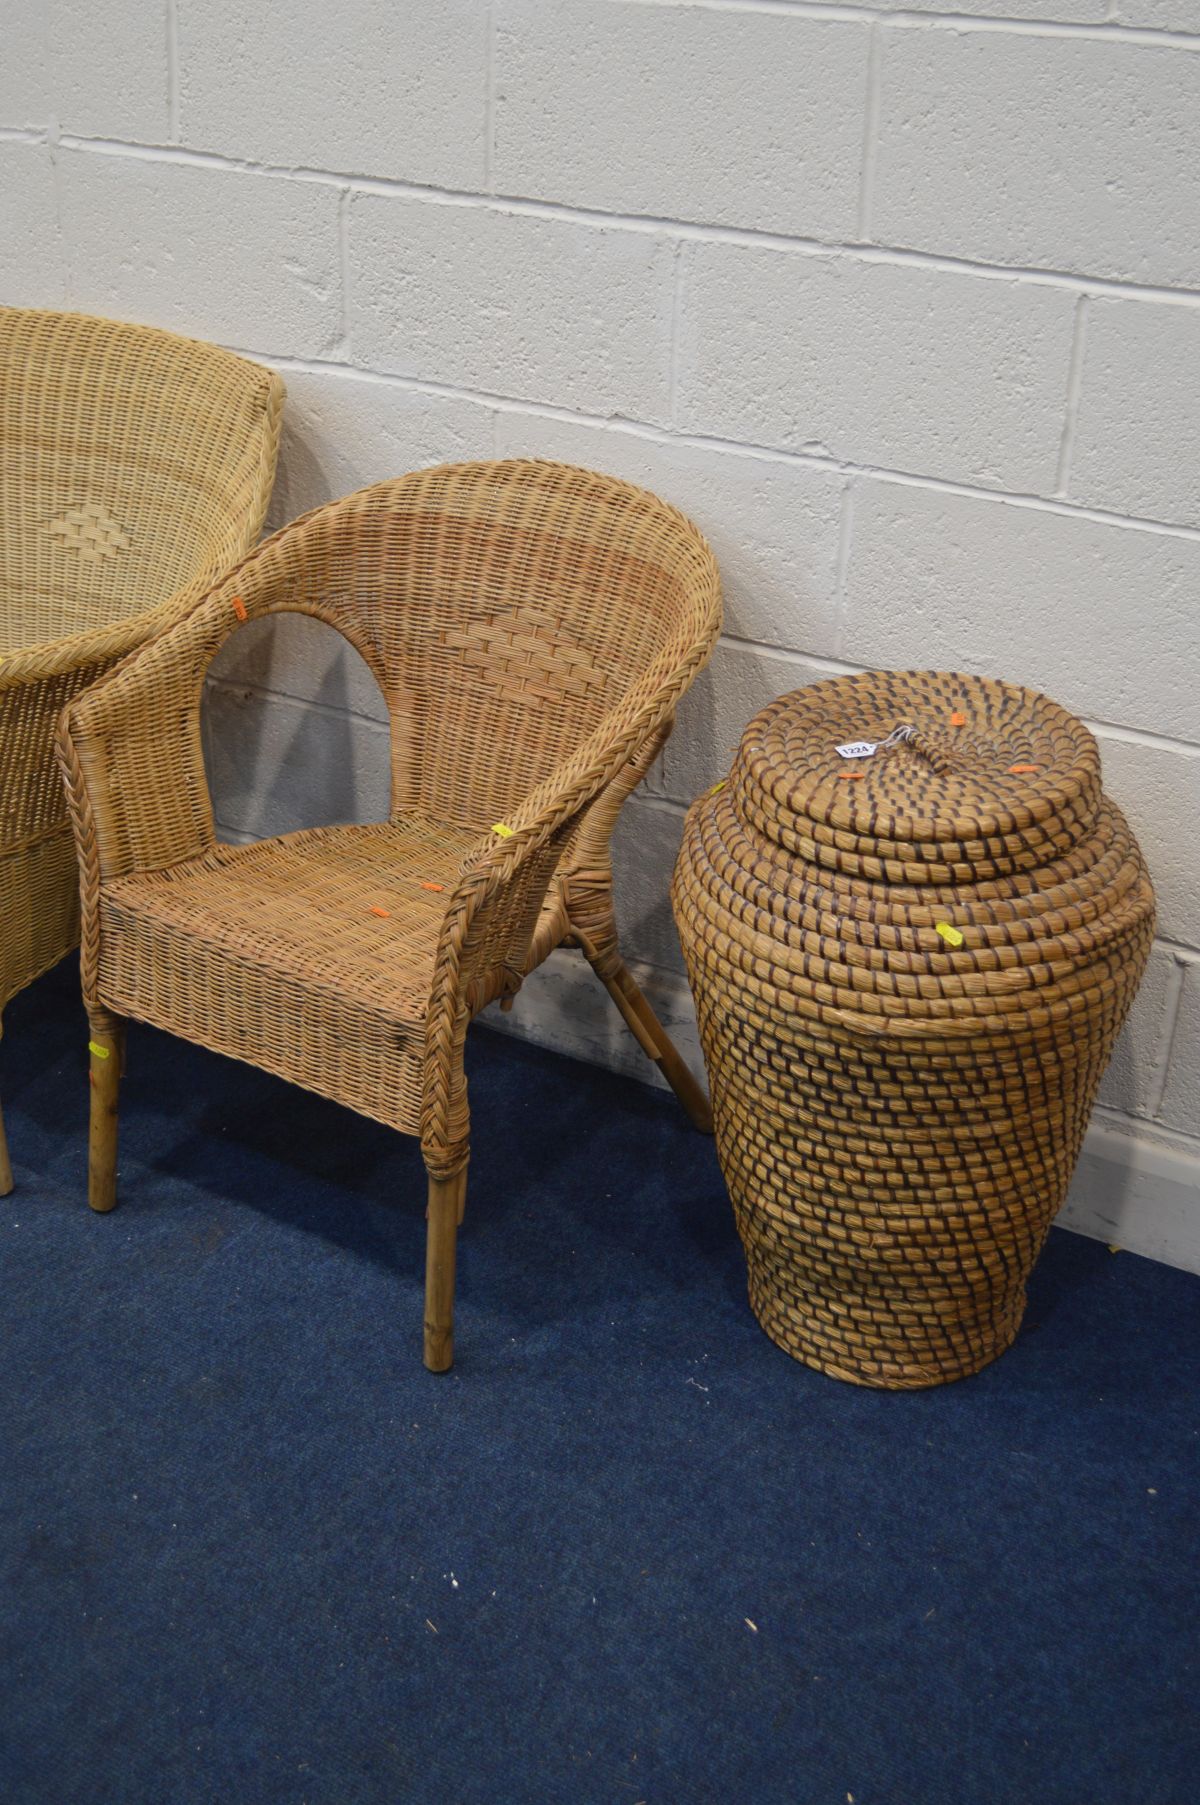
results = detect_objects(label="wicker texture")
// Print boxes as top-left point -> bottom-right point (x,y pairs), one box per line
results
0,307 -> 283,1185
58,460 -> 722,1369
671,670 -> 1155,1389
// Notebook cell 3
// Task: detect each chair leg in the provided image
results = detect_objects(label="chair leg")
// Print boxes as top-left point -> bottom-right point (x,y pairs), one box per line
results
424,1164 -> 466,1373
88,1018 -> 126,1214
0,1093 -> 12,1198
579,936 -> 714,1134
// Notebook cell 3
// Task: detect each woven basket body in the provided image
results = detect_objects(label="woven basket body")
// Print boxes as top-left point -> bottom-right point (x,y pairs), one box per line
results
672,670 -> 1155,1388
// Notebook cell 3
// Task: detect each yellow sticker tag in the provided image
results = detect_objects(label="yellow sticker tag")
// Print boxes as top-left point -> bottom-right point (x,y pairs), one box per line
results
88,1040 -> 110,1060
707,780 -> 726,797
492,822 -> 514,839
935,922 -> 964,948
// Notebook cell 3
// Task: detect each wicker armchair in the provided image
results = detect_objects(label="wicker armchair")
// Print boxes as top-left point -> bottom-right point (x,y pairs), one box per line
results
0,307 -> 283,1193
57,461 -> 723,1370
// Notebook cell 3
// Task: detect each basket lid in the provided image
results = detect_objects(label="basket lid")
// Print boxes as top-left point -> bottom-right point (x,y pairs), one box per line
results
729,670 -> 1102,886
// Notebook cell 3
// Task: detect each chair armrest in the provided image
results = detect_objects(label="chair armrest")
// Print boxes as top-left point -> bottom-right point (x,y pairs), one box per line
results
56,567 -> 225,892
55,489 -> 394,891
418,639 -> 711,1171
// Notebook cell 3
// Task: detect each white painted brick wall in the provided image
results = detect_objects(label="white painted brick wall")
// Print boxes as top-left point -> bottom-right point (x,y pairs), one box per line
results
0,142 -> 63,306
0,5 -> 51,130
50,0 -> 169,143
347,195 -> 676,420
1158,964 -> 1200,1136
203,680 -> 391,843
1069,300 -> 1200,527
178,0 -> 489,191
3,3 -> 166,140
1093,734 -> 1200,947
3,0 -> 1198,1263
841,482 -> 1200,741
844,0 -> 1106,14
1116,0 -> 1200,27
208,612 -> 390,729
675,246 -> 1076,490
610,796 -> 689,977
493,1 -> 869,238
57,151 -> 343,355
872,33 -> 1200,289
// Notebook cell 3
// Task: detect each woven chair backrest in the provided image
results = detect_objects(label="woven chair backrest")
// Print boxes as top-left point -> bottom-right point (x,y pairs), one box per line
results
194,460 -> 721,831
0,307 -> 280,655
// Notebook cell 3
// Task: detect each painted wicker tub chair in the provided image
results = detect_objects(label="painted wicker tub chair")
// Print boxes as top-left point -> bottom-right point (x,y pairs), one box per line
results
57,460 -> 723,1371
0,307 -> 283,1193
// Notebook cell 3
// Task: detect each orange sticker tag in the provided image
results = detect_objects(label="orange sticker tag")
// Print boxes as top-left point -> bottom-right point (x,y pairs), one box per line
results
1008,763 -> 1039,775
949,711 -> 967,728
369,905 -> 390,919
419,881 -> 445,894
838,771 -> 865,780
231,595 -> 248,622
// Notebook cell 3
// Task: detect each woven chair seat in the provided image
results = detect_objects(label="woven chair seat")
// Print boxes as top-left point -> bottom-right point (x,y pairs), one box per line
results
98,819 -> 489,1135
103,817 -> 484,1022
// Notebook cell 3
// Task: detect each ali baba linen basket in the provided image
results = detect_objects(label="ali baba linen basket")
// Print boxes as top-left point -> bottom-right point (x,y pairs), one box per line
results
671,670 -> 1155,1389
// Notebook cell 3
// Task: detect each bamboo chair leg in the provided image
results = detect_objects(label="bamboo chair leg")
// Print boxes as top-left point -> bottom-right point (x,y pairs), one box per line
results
88,1019 -> 126,1214
0,1093 -> 13,1198
577,933 -> 714,1134
424,1165 -> 466,1373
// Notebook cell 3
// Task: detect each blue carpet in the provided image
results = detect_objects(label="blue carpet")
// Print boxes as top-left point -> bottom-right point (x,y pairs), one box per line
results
1,957 -> 1197,1805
